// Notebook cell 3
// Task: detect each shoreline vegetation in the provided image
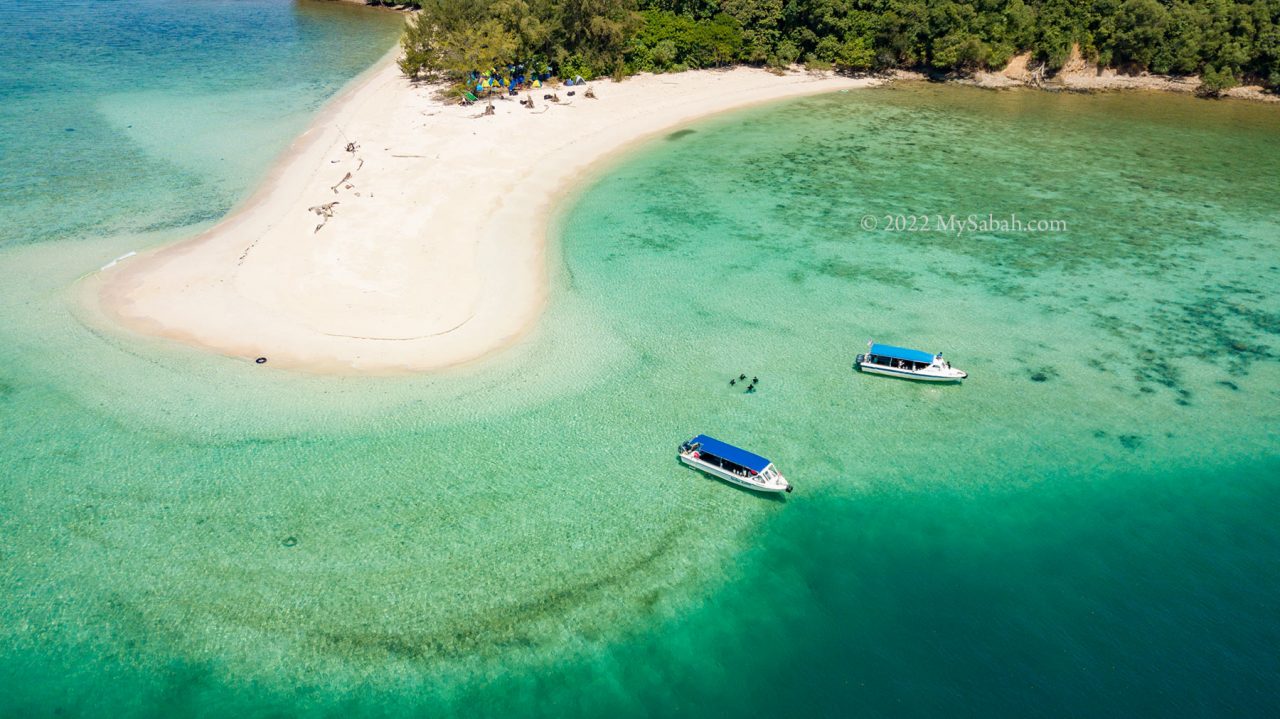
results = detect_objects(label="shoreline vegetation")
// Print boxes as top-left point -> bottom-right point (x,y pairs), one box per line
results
386,0 -> 1279,101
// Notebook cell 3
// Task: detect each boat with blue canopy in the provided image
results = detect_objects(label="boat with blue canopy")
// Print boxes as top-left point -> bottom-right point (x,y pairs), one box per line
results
678,434 -> 792,494
855,340 -> 967,382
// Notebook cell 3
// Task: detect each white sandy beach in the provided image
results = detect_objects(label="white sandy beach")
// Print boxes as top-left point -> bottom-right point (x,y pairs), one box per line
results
92,57 -> 876,373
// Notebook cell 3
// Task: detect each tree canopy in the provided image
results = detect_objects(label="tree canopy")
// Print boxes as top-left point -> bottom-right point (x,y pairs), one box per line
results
396,0 -> 1280,89
398,0 -> 639,80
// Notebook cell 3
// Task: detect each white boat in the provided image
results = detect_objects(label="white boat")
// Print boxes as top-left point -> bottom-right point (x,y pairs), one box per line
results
678,434 -> 792,494
855,341 -> 967,382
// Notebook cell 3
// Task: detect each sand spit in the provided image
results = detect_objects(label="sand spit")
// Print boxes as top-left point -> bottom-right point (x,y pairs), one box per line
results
91,59 -> 876,373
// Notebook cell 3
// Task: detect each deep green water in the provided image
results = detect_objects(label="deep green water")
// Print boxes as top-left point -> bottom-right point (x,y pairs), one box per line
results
2,3 -> 1279,717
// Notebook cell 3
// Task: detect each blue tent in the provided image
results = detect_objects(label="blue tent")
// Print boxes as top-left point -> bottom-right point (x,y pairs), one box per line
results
869,343 -> 938,364
688,435 -> 771,472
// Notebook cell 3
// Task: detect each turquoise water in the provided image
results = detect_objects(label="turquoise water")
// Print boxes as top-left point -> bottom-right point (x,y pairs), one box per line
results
2,2 -> 1279,715
0,0 -> 405,247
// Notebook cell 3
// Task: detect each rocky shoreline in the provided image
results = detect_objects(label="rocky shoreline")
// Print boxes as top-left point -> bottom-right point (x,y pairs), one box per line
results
954,49 -> 1277,103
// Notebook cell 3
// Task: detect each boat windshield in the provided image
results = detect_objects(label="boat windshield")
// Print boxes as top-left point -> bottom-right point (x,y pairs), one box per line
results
869,354 -> 926,371
694,451 -> 760,478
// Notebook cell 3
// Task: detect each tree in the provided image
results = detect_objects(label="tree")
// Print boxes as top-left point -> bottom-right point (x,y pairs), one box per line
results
1199,62 -> 1240,93
1111,0 -> 1171,70
400,0 -> 505,78
555,0 -> 642,76
931,31 -> 991,72
720,0 -> 784,62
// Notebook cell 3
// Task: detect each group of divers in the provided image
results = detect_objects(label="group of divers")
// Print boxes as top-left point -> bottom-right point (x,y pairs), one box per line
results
678,340 -> 968,496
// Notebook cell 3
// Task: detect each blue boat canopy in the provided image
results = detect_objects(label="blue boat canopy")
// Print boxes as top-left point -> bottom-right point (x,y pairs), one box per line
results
869,343 -> 938,365
688,434 -> 771,472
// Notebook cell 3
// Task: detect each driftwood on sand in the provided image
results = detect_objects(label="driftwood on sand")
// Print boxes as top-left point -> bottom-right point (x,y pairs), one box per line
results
308,201 -> 340,233
345,141 -> 364,170
1029,62 -> 1047,86
330,172 -> 352,194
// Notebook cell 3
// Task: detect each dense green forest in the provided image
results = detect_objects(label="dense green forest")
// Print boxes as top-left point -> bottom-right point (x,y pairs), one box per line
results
392,0 -> 1280,92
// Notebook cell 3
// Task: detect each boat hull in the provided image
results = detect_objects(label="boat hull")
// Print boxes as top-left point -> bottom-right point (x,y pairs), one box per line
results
855,356 -> 967,382
679,455 -> 790,493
